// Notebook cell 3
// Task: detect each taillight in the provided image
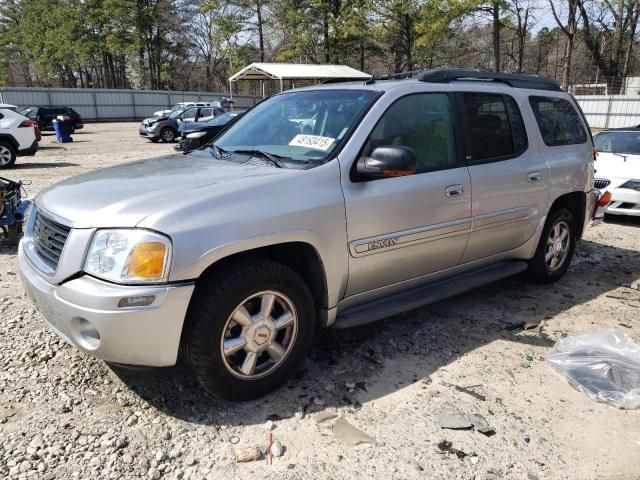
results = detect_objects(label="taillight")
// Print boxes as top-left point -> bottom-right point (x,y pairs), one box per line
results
18,120 -> 34,128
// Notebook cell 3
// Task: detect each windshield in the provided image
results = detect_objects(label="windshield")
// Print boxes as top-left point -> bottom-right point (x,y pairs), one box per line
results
20,107 -> 37,119
169,108 -> 186,119
214,89 -> 378,163
594,131 -> 640,155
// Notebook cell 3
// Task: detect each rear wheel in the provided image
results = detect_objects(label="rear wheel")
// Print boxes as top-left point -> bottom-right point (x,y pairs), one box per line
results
529,207 -> 576,283
183,260 -> 315,401
0,142 -> 16,169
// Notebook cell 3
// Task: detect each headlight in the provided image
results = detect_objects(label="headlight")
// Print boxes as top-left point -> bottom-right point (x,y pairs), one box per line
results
620,180 -> 640,192
84,229 -> 171,284
187,131 -> 206,139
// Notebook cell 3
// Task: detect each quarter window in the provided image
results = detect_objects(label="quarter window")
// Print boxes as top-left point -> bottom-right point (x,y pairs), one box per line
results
462,93 -> 527,161
367,93 -> 457,172
529,96 -> 587,146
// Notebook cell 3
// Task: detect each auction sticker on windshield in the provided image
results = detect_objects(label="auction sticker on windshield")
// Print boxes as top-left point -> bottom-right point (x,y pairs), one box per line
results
289,134 -> 335,151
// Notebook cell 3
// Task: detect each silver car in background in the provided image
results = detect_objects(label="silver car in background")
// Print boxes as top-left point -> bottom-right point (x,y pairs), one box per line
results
19,69 -> 602,401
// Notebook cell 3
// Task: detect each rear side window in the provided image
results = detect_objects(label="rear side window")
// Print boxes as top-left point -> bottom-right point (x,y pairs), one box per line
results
462,93 -> 528,162
529,96 -> 587,146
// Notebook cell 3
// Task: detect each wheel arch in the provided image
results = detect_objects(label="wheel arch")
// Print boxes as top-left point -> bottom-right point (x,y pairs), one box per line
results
0,134 -> 19,150
549,190 -> 586,238
186,241 -> 329,326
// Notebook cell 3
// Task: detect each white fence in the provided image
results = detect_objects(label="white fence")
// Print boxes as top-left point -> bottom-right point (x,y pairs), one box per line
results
575,95 -> 640,129
0,87 -> 260,121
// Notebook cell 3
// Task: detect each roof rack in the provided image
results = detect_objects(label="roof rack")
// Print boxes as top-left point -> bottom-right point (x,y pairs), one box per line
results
374,69 -> 425,81
417,68 -> 561,91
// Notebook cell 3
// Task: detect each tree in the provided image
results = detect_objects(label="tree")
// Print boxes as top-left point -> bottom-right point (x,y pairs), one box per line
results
578,0 -> 640,92
549,0 -> 579,90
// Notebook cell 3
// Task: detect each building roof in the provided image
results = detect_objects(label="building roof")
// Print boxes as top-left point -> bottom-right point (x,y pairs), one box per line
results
228,63 -> 371,82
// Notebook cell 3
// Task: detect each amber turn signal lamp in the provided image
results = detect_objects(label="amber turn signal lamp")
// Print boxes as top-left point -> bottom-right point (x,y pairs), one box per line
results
125,242 -> 167,278
598,190 -> 612,207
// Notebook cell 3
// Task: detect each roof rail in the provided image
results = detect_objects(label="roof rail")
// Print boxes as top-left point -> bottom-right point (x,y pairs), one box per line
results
375,69 -> 425,81
417,68 -> 561,91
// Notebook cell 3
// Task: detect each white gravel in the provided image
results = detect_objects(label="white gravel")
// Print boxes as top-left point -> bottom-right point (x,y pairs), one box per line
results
1,123 -> 639,479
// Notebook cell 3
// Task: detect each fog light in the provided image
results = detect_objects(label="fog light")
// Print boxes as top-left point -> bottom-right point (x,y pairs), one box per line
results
70,317 -> 101,350
118,295 -> 155,308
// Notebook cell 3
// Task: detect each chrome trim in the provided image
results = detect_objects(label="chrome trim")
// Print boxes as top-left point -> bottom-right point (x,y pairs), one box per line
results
349,218 -> 472,257
471,206 -> 536,232
594,178 -> 611,190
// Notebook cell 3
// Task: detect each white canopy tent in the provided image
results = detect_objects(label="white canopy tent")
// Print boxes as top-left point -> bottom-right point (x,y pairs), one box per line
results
228,63 -> 371,98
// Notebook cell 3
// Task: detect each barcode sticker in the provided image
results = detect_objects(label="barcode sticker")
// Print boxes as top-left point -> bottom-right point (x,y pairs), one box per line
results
289,134 -> 335,151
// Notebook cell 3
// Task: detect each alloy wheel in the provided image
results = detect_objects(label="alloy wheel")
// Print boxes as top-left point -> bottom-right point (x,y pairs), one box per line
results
0,146 -> 12,166
545,220 -> 571,272
220,290 -> 298,380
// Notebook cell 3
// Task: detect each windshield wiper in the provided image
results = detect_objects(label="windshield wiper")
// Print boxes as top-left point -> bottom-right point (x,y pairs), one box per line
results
232,149 -> 288,168
611,152 -> 629,161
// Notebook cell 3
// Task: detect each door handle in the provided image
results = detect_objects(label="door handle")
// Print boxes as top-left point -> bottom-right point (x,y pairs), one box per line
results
445,184 -> 464,197
527,172 -> 542,183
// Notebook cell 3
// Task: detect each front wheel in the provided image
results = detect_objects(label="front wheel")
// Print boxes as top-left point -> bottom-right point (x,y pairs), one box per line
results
183,260 -> 316,401
160,128 -> 176,143
529,207 -> 576,283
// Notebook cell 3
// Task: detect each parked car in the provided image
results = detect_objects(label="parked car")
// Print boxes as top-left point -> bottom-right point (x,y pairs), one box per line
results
175,112 -> 244,152
0,104 -> 18,112
19,106 -> 84,133
153,101 -> 217,118
139,106 -> 225,143
19,69 -> 605,401
0,108 -> 39,168
593,128 -> 640,216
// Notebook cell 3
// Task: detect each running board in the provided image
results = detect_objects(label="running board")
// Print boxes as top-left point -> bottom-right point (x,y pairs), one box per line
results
333,260 -> 528,329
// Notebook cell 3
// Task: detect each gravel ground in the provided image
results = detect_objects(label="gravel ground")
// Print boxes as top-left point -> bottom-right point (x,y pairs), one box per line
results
1,123 -> 639,480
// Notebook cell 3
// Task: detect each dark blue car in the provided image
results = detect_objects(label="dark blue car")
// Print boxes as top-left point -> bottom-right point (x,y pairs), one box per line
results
176,112 -> 244,153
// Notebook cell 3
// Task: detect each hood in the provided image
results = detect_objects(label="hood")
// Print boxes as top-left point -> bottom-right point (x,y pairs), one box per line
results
595,152 -> 640,182
35,154 -> 292,228
144,115 -> 168,124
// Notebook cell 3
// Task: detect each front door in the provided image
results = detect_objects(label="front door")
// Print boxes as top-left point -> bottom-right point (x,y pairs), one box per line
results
456,90 -> 549,263
341,92 -> 472,297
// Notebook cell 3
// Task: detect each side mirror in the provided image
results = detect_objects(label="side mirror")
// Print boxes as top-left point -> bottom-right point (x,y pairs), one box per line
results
356,146 -> 417,179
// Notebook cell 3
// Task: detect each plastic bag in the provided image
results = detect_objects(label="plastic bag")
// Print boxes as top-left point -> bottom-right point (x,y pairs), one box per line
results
547,330 -> 640,409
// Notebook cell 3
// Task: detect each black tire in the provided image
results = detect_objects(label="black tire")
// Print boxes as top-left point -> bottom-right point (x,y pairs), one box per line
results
70,126 -> 76,135
160,128 -> 177,143
183,260 -> 316,401
0,142 -> 17,169
529,207 -> 576,283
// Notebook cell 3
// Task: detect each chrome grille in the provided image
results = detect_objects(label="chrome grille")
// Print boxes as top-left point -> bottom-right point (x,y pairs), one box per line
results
31,212 -> 70,270
594,178 -> 611,189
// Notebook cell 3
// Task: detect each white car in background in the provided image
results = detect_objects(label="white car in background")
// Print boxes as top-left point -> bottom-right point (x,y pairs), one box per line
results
0,108 -> 38,169
154,101 -> 219,118
593,129 -> 640,217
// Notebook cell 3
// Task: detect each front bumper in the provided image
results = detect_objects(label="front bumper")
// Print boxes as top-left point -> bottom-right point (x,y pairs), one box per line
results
18,242 -> 195,367
138,124 -> 160,139
605,187 -> 640,216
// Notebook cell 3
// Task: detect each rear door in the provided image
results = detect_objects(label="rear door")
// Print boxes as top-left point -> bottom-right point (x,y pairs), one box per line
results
197,108 -> 215,122
341,89 -> 472,297
457,88 -> 549,262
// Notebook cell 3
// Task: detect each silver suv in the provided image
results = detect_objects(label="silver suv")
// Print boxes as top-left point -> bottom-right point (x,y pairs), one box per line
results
19,69 -> 603,401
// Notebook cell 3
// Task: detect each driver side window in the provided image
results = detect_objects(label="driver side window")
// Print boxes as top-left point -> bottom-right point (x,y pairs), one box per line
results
182,108 -> 197,122
366,93 -> 458,173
